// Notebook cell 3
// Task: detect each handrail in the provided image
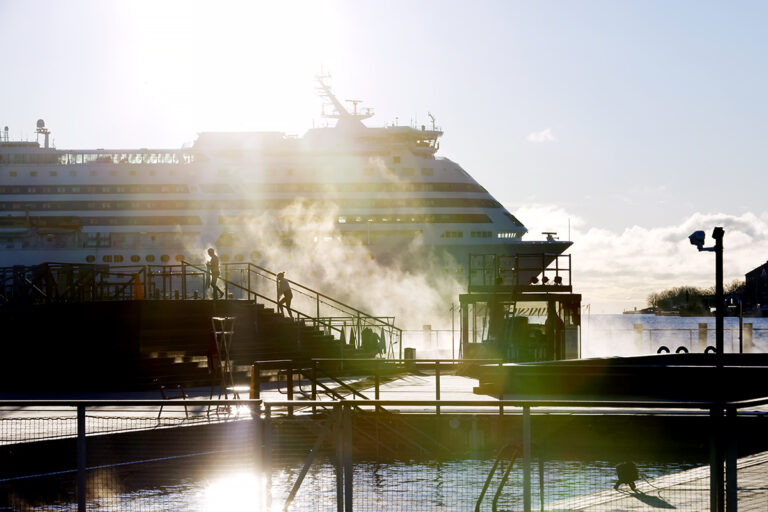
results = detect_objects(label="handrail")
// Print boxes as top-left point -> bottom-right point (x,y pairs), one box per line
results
1,396 -> 766,408
181,261 -> 343,338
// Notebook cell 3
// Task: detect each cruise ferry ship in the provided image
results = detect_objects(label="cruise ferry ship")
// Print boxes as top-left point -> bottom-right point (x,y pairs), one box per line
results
0,77 -> 571,277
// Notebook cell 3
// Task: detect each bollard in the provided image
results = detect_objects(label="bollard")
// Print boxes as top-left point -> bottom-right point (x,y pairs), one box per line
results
698,323 -> 708,352
744,323 -> 753,352
250,363 -> 259,399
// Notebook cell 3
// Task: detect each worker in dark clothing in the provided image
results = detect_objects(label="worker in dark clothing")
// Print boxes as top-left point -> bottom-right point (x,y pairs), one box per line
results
277,271 -> 293,319
207,248 -> 224,299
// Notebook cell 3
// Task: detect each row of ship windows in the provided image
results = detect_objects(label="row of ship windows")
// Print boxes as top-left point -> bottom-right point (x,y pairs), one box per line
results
0,153 -> 193,165
91,253 -> 252,264
333,214 -> 492,224
2,166 -> 455,179
5,169 -> 183,177
1,213 -> 496,228
440,231 -> 518,239
0,198 -> 502,210
0,185 -> 190,194
0,182 -> 485,195
0,216 -> 204,227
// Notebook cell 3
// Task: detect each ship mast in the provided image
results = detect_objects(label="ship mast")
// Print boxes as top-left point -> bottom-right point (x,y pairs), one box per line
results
315,74 -> 374,128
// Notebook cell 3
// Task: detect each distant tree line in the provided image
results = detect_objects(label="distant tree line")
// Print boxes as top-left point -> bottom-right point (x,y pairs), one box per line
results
647,280 -> 745,315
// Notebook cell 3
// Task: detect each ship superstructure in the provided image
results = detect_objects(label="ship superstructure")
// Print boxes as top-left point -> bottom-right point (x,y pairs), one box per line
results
0,77 -> 571,272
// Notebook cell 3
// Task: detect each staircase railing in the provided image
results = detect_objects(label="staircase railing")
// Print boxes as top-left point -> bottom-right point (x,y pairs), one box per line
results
181,261 -> 403,359
179,261 -> 344,341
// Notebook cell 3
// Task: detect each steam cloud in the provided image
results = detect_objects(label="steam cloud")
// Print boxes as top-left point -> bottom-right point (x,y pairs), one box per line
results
210,199 -> 464,334
512,204 -> 768,313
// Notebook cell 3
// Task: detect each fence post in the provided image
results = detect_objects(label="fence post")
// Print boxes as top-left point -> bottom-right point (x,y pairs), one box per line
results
710,405 -> 724,512
77,405 -> 86,512
344,404 -> 353,512
250,363 -> 259,399
726,406 -> 738,511
523,405 -> 532,512
181,262 -> 187,299
265,404 -> 272,511
435,361 -> 441,416
287,367 -> 294,417
699,323 -> 708,352
252,400 -> 263,510
335,405 -> 344,512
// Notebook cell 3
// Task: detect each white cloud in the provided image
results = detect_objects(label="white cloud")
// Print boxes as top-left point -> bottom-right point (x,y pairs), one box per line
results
525,128 -> 556,143
508,204 -> 768,313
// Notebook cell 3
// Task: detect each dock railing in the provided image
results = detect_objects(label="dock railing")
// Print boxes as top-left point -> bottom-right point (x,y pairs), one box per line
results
0,396 -> 763,511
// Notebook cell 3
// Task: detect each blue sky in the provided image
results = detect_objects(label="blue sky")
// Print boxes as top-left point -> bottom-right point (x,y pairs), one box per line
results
2,0 -> 767,311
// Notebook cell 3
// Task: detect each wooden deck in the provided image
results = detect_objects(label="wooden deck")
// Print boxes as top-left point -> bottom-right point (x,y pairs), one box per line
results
548,451 -> 768,511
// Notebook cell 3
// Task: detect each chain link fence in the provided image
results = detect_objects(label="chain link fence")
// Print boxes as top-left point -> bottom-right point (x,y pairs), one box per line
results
1,399 -> 766,510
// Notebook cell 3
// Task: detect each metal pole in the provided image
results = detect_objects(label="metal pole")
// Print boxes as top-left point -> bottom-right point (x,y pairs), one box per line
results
714,227 -> 724,363
523,405 -> 532,512
451,303 -> 455,360
77,405 -> 86,512
435,361 -> 441,416
181,262 -> 186,299
710,405 -> 724,512
726,407 -> 738,511
265,404 -> 272,511
344,405 -> 353,512
335,405 -> 344,512
739,300 -> 743,354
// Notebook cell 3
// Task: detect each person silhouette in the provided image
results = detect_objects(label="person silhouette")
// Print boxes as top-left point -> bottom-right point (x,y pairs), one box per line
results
207,248 -> 224,299
276,272 -> 293,319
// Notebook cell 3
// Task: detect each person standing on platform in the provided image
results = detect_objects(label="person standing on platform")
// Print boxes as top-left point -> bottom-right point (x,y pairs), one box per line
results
276,272 -> 293,319
207,248 -> 224,299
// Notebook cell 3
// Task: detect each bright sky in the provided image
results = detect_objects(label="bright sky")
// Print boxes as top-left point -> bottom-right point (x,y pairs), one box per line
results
2,0 -> 767,312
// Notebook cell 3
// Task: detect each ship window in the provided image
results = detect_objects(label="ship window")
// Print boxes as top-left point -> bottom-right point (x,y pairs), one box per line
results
30,171 -> 38,177
113,255 -> 124,263
150,170 -> 156,176
145,254 -> 155,262
70,170 -> 76,176
234,253 -> 243,262
393,156 -> 400,164
130,170 -> 136,176
131,255 -> 140,262
175,254 -> 185,262
497,232 -> 519,239
9,172 -> 16,177
102,255 -> 113,263
338,216 -> 347,224
86,255 -> 95,263
401,168 -> 414,176
221,254 -> 230,262
160,254 -> 170,262
421,168 -> 433,176
91,170 -> 98,176
110,170 -> 117,176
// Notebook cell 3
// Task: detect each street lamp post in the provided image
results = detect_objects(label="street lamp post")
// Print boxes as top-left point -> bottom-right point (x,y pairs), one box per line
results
688,226 -> 725,361
689,226 -> 727,512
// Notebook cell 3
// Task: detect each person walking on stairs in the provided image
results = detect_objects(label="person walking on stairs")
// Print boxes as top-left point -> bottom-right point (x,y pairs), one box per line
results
207,248 -> 224,299
276,271 -> 293,319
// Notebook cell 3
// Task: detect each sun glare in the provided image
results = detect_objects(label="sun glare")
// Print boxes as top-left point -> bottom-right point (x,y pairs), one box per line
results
125,0 -> 336,132
201,472 -> 265,511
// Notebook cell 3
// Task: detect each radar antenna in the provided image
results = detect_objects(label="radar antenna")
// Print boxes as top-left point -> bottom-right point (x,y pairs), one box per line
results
427,112 -> 437,131
35,119 -> 51,148
315,74 -> 374,127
